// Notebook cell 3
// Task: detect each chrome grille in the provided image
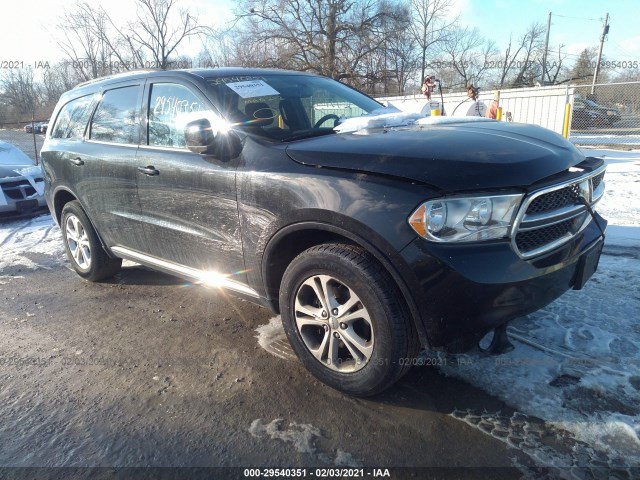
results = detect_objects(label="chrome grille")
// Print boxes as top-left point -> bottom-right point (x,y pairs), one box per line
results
515,218 -> 582,253
526,183 -> 582,214
512,166 -> 606,258
592,172 -> 604,191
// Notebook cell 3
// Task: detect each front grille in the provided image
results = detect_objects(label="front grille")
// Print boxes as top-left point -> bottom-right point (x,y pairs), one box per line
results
512,167 -> 606,258
515,219 -> 575,252
592,172 -> 604,191
527,183 -> 582,214
1,180 -> 40,200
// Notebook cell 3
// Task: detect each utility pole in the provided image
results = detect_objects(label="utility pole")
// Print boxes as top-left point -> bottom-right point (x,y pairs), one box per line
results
591,12 -> 609,95
541,12 -> 551,85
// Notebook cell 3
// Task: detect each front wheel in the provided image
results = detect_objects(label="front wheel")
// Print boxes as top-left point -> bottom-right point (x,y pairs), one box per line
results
279,244 -> 419,396
61,201 -> 122,282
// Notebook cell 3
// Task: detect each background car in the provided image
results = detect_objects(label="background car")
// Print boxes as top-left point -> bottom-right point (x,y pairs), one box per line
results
572,97 -> 621,128
0,141 -> 47,217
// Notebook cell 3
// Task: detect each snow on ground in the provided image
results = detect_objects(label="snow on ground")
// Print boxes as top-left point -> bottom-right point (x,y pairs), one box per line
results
1,149 -> 639,471
571,134 -> 640,147
0,213 -> 63,271
582,148 -> 640,230
249,418 -> 363,466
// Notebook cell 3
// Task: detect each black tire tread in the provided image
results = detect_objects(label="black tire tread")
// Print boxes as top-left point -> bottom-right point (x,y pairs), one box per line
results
61,201 -> 122,282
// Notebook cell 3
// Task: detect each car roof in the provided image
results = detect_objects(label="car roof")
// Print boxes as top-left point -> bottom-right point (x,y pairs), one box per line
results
71,67 -> 318,93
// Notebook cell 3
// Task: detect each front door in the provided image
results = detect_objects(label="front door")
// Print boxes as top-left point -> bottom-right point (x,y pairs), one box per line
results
134,80 -> 246,286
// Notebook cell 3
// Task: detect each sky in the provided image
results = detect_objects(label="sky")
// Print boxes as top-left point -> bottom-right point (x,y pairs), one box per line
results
1,0 -> 638,71
456,0 -> 640,61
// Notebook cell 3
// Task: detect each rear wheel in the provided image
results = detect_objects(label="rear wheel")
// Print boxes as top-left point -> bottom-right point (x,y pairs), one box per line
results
61,201 -> 121,281
279,243 -> 419,396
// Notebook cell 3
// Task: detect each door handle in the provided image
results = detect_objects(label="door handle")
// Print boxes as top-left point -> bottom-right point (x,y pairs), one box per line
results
137,166 -> 159,176
70,157 -> 84,166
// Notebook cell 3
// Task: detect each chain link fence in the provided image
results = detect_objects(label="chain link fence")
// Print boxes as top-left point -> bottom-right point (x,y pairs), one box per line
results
0,118 -> 48,164
569,82 -> 640,148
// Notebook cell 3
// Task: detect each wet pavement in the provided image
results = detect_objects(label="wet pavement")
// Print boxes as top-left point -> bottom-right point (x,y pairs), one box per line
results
0,242 -> 534,479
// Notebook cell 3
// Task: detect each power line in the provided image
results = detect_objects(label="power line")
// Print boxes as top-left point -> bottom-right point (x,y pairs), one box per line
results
610,42 -> 637,58
552,13 -> 601,22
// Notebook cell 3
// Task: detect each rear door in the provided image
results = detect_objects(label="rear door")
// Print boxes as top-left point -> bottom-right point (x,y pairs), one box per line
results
79,82 -> 148,250
134,78 -> 246,282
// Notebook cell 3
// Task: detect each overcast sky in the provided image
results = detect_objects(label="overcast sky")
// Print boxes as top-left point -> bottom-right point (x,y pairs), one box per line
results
2,0 -> 638,70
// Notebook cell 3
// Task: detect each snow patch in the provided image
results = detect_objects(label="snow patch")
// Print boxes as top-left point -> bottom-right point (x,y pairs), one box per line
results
0,214 -> 64,271
249,418 -> 363,466
334,112 -> 423,134
249,418 -> 321,454
255,316 -> 296,360
334,449 -> 363,467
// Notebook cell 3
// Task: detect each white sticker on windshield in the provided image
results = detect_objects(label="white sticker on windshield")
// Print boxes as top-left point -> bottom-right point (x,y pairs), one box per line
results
225,80 -> 279,99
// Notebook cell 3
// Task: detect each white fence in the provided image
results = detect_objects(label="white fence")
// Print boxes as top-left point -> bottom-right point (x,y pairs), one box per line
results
378,82 -> 640,147
378,85 -> 571,135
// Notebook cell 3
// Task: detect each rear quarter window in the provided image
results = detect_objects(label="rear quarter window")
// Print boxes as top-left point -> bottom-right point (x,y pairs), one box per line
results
51,94 -> 94,140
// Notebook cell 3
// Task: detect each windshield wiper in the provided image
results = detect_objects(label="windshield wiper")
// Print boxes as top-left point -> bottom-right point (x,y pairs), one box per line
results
282,129 -> 336,142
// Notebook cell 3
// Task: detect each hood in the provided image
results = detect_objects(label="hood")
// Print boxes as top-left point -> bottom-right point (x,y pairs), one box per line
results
0,164 -> 42,180
0,141 -> 35,175
0,165 -> 25,180
285,121 -> 585,192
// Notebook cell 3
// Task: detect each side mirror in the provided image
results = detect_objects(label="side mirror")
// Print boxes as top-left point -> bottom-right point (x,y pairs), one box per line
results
185,119 -> 216,154
184,118 -> 242,160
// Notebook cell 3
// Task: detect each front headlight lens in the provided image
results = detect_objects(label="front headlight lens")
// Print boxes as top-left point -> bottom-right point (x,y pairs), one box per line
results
409,194 -> 523,242
425,201 -> 446,233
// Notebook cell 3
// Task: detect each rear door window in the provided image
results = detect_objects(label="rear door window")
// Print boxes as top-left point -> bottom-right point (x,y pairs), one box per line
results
51,95 -> 94,140
90,86 -> 141,145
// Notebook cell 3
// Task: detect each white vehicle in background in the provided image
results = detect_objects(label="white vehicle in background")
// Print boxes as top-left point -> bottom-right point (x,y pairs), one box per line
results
0,141 -> 47,217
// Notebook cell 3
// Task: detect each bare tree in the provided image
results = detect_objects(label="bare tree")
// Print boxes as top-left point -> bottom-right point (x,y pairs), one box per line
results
40,63 -> 81,108
409,0 -> 458,85
542,44 -> 567,85
58,3 -> 110,81
510,23 -> 544,87
236,0 -> 402,83
387,26 -> 419,94
127,0 -> 209,70
0,68 -> 41,116
340,0 -> 414,93
497,23 -> 544,87
58,0 -> 208,79
440,27 -> 497,88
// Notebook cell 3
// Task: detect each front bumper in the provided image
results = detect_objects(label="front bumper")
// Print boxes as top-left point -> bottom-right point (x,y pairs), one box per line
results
0,179 -> 47,217
400,213 -> 607,353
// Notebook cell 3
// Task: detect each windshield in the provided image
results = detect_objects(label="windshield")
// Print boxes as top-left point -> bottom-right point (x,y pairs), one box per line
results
204,74 -> 382,141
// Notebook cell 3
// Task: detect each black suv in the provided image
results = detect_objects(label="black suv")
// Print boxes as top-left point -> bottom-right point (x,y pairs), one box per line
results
41,68 -> 606,396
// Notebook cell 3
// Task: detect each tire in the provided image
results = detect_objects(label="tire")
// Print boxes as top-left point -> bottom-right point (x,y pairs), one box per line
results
279,243 -> 420,396
61,201 -> 122,282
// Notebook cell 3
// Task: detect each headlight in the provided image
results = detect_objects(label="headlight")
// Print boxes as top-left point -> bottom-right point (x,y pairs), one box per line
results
409,194 -> 523,242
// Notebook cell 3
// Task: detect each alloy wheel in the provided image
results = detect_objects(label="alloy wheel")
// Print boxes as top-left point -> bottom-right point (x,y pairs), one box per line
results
294,274 -> 374,373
